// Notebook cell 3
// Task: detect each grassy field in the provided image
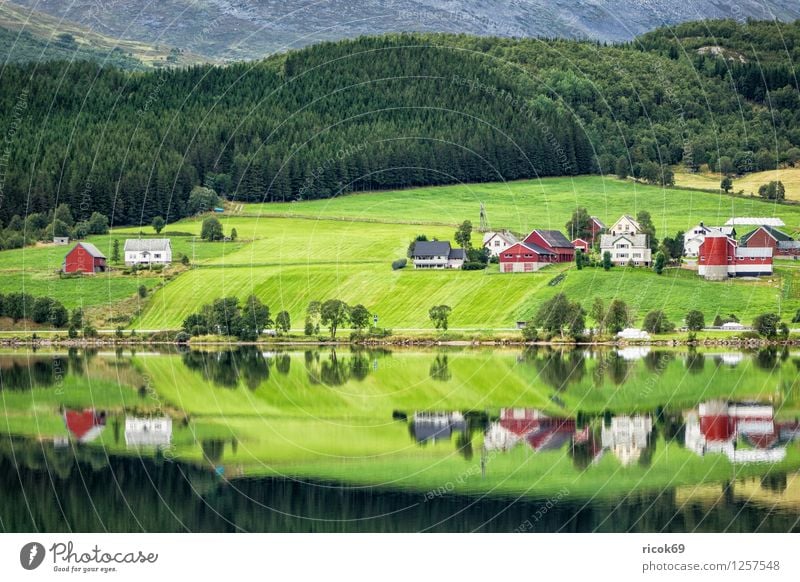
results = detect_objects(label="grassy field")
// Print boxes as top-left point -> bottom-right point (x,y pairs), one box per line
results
237,175 -> 800,235
674,167 -> 800,206
3,175 -> 800,332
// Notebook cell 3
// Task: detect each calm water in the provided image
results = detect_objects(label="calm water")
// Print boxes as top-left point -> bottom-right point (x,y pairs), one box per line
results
1,346 -> 799,532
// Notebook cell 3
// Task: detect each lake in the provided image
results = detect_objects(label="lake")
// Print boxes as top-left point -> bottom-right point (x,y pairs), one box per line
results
1,346 -> 799,532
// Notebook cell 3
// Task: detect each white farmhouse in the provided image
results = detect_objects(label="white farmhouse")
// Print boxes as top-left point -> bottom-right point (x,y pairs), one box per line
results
124,238 -> 172,266
411,241 -> 465,269
683,223 -> 735,258
600,215 -> 652,266
482,230 -> 518,257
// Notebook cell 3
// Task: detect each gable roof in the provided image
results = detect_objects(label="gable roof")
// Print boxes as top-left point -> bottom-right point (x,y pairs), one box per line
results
124,238 -> 172,252
448,248 -> 466,260
75,242 -> 106,259
504,241 -> 556,256
611,214 -> 641,232
741,225 -> 793,245
600,233 -> 648,248
412,240 -> 452,257
528,229 -> 573,248
590,216 -> 606,228
482,230 -> 518,246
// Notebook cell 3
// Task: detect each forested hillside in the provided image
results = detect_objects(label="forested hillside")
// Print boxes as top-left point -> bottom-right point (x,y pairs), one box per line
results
0,20 -> 799,227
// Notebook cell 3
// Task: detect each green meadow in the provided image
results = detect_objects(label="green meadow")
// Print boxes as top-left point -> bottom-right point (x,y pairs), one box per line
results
2,175 -> 799,331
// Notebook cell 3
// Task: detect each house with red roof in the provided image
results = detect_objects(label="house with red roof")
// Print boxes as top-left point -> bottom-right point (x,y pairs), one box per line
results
571,238 -> 590,253
63,242 -> 107,274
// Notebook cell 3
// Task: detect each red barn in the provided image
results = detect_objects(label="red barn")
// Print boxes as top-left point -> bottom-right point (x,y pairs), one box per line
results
697,232 -> 772,280
63,242 -> 107,274
499,242 -> 556,273
523,229 -> 574,262
588,216 -> 605,243
740,225 -> 799,257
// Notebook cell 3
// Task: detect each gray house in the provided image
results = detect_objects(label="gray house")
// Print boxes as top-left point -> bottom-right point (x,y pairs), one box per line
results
411,241 -> 466,269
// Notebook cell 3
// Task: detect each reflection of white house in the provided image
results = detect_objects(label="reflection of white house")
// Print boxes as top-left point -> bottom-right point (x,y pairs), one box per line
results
482,230 -> 518,257
617,346 -> 651,360
600,215 -> 652,266
683,223 -> 736,258
601,416 -> 652,465
124,239 -> 173,266
125,416 -> 173,447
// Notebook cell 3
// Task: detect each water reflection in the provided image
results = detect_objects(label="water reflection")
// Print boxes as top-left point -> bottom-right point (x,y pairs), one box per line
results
685,401 -> 800,463
125,416 -> 173,448
64,409 -> 106,443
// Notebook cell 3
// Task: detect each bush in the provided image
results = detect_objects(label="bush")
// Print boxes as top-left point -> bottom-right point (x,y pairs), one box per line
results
138,285 -> 147,298
642,310 -> 675,334
175,331 -> 191,343
521,324 -> 539,341
391,258 -> 407,270
685,310 -> 705,331
753,313 -> 781,338
461,261 -> 487,270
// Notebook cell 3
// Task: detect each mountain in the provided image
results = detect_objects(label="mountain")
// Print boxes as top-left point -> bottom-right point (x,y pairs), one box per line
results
1,20 -> 799,229
0,1 -> 205,68
6,0 -> 800,60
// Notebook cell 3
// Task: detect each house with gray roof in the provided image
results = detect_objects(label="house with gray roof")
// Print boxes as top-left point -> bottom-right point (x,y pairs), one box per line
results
411,240 -> 466,269
124,238 -> 173,266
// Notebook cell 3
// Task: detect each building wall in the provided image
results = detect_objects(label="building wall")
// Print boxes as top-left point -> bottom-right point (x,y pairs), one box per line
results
64,246 -> 101,273
526,231 -> 574,262
601,237 -> 651,266
743,229 -> 778,252
124,248 -> 172,265
483,235 -> 513,257
499,243 -> 550,272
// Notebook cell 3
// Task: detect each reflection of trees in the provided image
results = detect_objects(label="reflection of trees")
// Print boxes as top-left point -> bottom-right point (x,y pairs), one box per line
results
201,439 -> 225,465
350,350 -> 370,381
638,424 -> 657,468
755,348 -> 779,371
534,349 -> 586,392
275,353 -> 291,375
684,350 -> 705,374
644,351 -> 675,374
429,354 -> 451,382
571,437 -> 597,471
0,357 -> 70,390
320,350 -> 350,385
182,348 -> 270,389
760,473 -> 788,494
593,351 -> 633,386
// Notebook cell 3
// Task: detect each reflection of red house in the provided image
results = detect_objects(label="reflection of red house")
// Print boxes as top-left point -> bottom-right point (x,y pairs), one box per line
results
699,402 -> 777,448
63,242 -> 107,274
523,230 -> 575,263
499,408 -> 577,451
64,409 -> 107,443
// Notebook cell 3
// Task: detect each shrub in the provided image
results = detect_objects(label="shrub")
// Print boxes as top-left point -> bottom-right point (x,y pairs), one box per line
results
685,310 -> 705,331
462,261 -> 487,270
175,331 -> 191,343
642,310 -> 675,334
521,324 -> 539,341
391,258 -> 407,270
138,285 -> 147,298
753,313 -> 781,338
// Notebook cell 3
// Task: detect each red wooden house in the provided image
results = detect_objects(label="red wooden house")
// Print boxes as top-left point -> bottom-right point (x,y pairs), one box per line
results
499,241 -> 556,273
572,238 -> 590,253
523,229 -> 575,262
740,225 -> 799,257
63,242 -> 107,274
588,216 -> 605,243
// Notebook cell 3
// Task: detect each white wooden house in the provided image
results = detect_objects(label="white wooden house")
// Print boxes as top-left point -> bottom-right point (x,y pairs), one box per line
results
482,230 -> 518,257
600,215 -> 652,266
124,238 -> 172,266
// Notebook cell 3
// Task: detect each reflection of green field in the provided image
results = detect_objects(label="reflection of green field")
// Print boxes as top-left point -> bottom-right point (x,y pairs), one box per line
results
2,349 -> 800,499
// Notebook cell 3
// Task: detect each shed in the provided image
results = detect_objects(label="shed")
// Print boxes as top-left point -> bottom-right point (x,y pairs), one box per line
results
63,242 -> 107,274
